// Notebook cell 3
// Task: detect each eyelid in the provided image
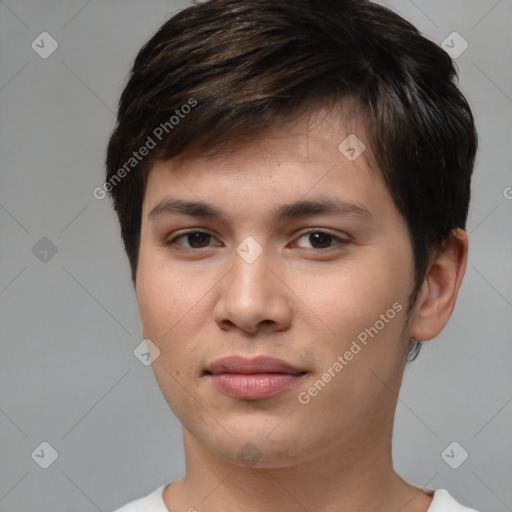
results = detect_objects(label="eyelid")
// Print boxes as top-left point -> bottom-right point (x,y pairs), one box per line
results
292,228 -> 351,247
167,229 -> 221,247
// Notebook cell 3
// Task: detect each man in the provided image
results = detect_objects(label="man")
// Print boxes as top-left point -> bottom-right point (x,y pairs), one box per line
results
106,1 -> 479,510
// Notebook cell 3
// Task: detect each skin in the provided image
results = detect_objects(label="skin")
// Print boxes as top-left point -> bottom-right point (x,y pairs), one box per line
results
135,108 -> 468,512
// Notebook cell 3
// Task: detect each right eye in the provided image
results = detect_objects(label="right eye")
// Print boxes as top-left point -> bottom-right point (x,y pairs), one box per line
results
167,230 -> 221,249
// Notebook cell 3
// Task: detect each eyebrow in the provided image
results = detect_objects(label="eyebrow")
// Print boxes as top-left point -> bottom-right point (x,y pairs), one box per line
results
148,197 -> 372,222
148,199 -> 228,222
275,198 -> 372,221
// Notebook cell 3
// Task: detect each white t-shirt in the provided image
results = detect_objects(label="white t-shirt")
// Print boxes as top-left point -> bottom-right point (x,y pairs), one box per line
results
112,485 -> 481,512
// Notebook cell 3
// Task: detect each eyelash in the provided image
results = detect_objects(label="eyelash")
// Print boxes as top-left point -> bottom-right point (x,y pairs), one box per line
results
166,230 -> 350,251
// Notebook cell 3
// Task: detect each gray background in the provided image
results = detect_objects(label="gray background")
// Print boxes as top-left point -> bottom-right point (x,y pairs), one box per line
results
0,1 -> 511,511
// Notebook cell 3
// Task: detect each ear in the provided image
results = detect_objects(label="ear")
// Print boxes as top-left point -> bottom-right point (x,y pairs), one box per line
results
409,228 -> 468,341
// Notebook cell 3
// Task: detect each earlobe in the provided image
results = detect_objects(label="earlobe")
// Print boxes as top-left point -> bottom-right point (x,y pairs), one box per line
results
410,228 -> 468,342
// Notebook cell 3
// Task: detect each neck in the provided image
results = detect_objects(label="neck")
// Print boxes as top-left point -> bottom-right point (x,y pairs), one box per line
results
164,422 -> 432,512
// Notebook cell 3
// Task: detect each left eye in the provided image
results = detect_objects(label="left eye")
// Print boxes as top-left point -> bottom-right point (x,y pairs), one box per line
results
294,231 -> 347,249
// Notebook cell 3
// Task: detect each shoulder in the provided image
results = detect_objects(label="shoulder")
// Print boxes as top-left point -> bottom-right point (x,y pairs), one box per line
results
111,484 -> 168,512
429,489 -> 481,512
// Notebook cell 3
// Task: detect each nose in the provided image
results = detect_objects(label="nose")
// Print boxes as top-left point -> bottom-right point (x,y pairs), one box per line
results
213,245 -> 293,336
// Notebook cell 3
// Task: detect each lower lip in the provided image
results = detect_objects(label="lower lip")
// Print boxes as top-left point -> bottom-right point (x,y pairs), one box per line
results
209,373 -> 303,400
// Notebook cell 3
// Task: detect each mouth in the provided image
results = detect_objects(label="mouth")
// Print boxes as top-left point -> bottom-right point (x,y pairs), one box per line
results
204,355 -> 308,400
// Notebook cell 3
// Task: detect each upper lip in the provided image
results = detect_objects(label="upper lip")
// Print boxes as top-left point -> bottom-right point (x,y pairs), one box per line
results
205,356 -> 306,375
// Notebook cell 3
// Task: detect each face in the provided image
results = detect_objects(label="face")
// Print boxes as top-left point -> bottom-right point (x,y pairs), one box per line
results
136,109 -> 417,468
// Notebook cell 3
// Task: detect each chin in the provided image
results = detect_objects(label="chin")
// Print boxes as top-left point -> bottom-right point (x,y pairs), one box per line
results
187,417 -> 322,469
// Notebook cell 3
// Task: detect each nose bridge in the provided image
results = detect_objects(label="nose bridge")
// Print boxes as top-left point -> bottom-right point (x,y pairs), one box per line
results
228,240 -> 272,303
214,240 -> 292,333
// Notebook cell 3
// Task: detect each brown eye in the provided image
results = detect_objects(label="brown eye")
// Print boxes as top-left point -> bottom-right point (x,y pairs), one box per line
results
308,232 -> 333,249
295,231 -> 347,250
169,231 -> 217,249
186,232 -> 212,248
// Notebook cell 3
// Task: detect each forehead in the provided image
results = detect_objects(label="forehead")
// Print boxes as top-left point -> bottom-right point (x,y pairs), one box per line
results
141,106 -> 393,221
177,100 -> 372,163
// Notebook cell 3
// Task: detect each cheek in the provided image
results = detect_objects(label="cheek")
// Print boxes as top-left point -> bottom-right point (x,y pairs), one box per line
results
136,245 -> 199,333
291,264 -> 408,432
136,249 -> 167,335
135,250 -> 215,421
287,246 -> 412,414
135,249 -> 217,379
290,252 -> 410,338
